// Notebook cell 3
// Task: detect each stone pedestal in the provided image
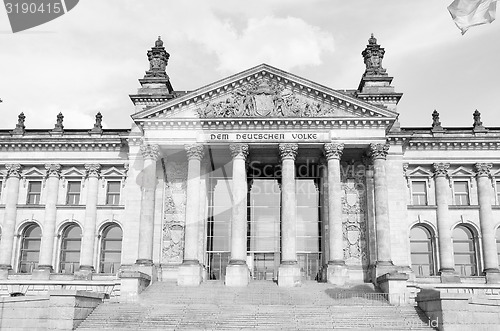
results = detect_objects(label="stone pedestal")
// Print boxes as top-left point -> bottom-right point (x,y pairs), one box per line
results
119,271 -> 151,302
377,272 -> 409,306
439,269 -> 461,283
326,263 -> 348,286
74,266 -> 93,281
131,263 -> 158,282
372,261 -> 396,283
225,264 -> 250,287
278,264 -> 301,287
31,268 -> 51,280
177,263 -> 203,287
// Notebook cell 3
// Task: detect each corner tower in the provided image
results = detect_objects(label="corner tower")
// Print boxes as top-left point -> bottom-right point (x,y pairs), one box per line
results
356,34 -> 402,112
129,37 -> 175,113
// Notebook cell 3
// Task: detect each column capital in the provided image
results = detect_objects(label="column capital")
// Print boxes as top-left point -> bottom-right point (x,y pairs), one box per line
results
5,163 -> 22,178
140,144 -> 160,161
368,143 -> 389,160
45,164 -> 62,178
185,144 -> 205,160
84,164 -> 101,178
279,143 -> 298,161
324,143 -> 344,160
475,163 -> 492,177
229,143 -> 249,159
433,163 -> 450,177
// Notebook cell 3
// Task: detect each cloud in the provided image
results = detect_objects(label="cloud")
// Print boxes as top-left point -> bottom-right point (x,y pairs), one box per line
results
166,2 -> 334,73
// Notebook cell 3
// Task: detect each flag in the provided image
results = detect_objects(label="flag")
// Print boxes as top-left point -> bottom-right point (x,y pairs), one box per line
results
448,0 -> 498,34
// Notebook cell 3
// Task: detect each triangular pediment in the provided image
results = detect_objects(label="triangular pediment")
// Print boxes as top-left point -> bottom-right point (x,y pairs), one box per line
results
101,167 -> 126,177
61,167 -> 85,178
132,64 -> 398,121
407,166 -> 433,177
449,166 -> 475,177
22,167 -> 45,177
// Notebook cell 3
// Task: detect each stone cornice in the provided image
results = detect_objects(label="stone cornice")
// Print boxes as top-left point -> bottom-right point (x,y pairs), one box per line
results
136,118 -> 393,131
132,64 -> 398,121
0,137 -> 127,152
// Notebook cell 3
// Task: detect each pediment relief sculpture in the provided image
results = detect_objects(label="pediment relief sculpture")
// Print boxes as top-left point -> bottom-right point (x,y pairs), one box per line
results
196,80 -> 338,118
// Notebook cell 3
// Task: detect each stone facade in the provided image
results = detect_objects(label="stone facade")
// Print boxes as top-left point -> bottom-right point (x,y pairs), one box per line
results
1,36 -> 499,303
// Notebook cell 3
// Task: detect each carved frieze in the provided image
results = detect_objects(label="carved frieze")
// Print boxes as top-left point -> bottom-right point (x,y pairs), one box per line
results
196,79 -> 336,118
162,161 -> 188,264
341,164 -> 368,266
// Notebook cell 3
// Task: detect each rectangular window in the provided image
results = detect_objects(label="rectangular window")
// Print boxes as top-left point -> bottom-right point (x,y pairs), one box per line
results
454,181 -> 470,205
106,181 -> 121,205
411,181 -> 428,206
66,181 -> 81,205
0,180 -> 2,201
27,181 -> 42,205
496,182 -> 500,205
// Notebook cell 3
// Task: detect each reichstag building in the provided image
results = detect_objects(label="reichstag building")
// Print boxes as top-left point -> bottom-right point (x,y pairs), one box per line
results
1,35 -> 499,293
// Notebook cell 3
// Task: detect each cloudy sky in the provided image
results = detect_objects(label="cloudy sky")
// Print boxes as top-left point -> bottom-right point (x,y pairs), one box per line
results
0,0 -> 499,130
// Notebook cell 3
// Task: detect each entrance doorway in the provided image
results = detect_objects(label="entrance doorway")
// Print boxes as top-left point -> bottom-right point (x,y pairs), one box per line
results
249,252 -> 280,281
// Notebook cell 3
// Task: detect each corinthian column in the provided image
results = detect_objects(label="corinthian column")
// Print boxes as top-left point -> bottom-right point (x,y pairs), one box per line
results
277,143 -> 301,287
475,163 -> 500,283
37,164 -> 61,275
136,144 -> 160,266
324,143 -> 347,285
369,143 -> 394,277
0,164 -> 22,277
78,164 -> 101,277
225,144 -> 250,286
433,163 -> 459,282
178,144 -> 205,286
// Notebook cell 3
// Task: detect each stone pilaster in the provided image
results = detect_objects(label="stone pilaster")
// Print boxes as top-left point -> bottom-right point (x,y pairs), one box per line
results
324,143 -> 348,285
277,143 -> 301,287
475,163 -> 500,283
77,164 -> 101,279
0,164 -> 22,278
369,143 -> 394,279
433,163 -> 460,283
35,164 -> 61,278
225,143 -> 250,287
178,144 -> 205,286
136,144 -> 160,267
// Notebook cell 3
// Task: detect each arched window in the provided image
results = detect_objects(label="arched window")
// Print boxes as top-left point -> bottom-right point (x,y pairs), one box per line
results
496,227 -> 500,267
19,224 -> 42,273
410,226 -> 435,276
59,224 -> 82,274
99,224 -> 122,273
453,226 -> 477,276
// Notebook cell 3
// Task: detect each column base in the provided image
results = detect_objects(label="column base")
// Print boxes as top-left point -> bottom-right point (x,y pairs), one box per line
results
439,268 -> 461,283
177,262 -> 203,287
278,263 -> 302,287
32,266 -> 52,280
326,262 -> 348,286
74,265 -> 94,280
225,264 -> 250,287
485,268 -> 500,284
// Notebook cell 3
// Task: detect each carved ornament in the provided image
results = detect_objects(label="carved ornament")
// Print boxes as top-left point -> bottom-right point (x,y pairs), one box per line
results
475,163 -> 492,177
85,164 -> 101,178
45,164 -> 62,178
433,163 -> 450,177
324,143 -> 344,160
6,163 -> 22,178
185,144 -> 205,160
229,143 -> 249,159
196,79 -> 336,118
279,143 -> 298,161
140,144 -> 160,161
369,143 -> 389,160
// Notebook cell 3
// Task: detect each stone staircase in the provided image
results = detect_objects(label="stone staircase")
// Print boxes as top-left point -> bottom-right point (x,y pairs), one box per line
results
77,281 -> 436,330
